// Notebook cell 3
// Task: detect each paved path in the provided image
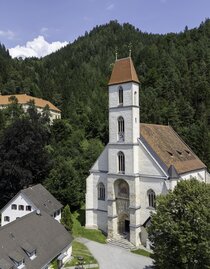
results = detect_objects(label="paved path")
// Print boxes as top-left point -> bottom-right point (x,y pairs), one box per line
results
77,238 -> 153,269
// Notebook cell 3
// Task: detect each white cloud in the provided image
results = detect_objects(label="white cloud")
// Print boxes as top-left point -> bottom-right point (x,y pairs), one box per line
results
9,36 -> 68,59
106,3 -> 114,10
0,30 -> 16,40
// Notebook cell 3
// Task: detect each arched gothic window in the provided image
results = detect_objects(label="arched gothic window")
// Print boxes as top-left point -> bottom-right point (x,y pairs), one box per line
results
118,116 -> 124,141
148,189 -> 156,208
134,91 -> 137,106
118,151 -> 125,174
119,86 -> 123,105
98,183 -> 105,200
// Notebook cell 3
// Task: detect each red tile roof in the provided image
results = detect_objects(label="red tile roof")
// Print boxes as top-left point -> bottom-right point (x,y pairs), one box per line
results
0,94 -> 61,112
140,123 -> 206,174
108,57 -> 139,85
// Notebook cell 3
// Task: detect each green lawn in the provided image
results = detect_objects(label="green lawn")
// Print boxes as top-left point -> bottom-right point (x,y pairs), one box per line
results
131,248 -> 151,257
64,241 -> 98,268
72,211 -> 106,244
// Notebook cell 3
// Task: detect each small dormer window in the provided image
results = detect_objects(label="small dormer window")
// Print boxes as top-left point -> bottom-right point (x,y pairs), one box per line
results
177,150 -> 182,156
14,259 -> 25,269
27,250 -> 36,260
21,241 -> 36,260
185,150 -> 191,155
119,86 -> 123,105
10,254 -> 25,269
167,151 -> 173,157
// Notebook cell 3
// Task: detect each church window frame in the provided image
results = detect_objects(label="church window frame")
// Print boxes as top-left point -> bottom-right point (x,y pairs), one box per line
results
134,91 -> 137,106
98,182 -> 105,201
118,151 -> 125,174
118,116 -> 125,142
147,189 -> 156,208
119,86 -> 123,105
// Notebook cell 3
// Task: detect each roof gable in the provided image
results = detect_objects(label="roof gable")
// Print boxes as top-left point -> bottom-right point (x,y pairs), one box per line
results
108,57 -> 139,85
140,123 -> 206,175
0,94 -> 60,112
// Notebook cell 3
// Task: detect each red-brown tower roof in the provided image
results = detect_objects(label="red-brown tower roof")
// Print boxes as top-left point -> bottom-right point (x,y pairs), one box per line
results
108,57 -> 139,85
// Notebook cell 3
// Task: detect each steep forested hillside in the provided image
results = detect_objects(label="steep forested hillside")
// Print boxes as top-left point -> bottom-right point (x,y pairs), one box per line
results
0,20 -> 210,207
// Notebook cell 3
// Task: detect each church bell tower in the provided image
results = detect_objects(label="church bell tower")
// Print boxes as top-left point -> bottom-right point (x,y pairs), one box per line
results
107,57 -> 141,246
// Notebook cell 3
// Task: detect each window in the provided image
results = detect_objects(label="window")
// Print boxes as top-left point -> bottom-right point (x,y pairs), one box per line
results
26,250 -> 36,260
4,216 -> 10,222
13,259 -> 25,269
119,86 -> 123,105
148,189 -> 156,208
98,183 -> 105,200
118,116 -> 124,142
11,204 -> 17,210
134,91 -> 137,105
26,205 -> 32,211
19,205 -> 24,211
167,151 -> 173,157
118,151 -> 125,174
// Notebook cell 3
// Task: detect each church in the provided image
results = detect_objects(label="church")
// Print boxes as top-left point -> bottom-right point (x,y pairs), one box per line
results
85,57 -> 208,247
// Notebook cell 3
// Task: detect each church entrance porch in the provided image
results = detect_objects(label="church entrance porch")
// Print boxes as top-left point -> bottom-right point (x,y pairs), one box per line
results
114,179 -> 130,238
118,213 -> 130,235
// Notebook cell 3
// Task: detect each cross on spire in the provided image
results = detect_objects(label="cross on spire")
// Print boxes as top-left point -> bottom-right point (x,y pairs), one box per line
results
128,42 -> 132,57
115,47 -> 118,61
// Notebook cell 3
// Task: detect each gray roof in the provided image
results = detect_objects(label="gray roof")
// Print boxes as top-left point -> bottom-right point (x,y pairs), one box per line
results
0,259 -> 13,269
0,211 -> 73,269
21,184 -> 63,215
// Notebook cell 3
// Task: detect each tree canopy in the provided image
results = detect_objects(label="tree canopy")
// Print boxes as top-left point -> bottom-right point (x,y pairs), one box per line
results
148,179 -> 210,269
0,102 -> 51,208
1,20 -> 210,167
0,19 -> 210,209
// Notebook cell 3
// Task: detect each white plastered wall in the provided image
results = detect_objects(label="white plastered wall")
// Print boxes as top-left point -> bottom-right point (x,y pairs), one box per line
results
139,176 -> 168,225
86,172 -> 108,232
1,193 -> 36,226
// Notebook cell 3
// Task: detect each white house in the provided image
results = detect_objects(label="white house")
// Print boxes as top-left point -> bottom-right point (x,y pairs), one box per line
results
0,210 -> 72,269
0,93 -> 61,121
1,184 -> 62,226
85,57 -> 208,247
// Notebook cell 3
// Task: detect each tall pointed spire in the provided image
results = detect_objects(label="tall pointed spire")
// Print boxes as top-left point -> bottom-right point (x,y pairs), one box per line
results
108,57 -> 139,85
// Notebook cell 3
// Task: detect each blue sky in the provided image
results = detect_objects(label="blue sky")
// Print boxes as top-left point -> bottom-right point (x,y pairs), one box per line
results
1,0 -> 210,58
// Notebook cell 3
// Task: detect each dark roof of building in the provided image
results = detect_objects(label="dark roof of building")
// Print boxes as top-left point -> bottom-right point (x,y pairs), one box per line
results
0,94 -> 61,112
21,184 -> 63,215
108,57 -> 139,85
140,123 -> 206,175
0,211 -> 73,269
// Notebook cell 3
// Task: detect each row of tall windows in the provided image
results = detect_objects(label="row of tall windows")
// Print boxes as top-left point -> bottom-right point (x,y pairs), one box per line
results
11,204 -> 32,211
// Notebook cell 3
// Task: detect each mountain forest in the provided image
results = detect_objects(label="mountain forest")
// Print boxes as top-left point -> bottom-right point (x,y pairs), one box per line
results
0,20 -> 210,209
